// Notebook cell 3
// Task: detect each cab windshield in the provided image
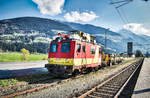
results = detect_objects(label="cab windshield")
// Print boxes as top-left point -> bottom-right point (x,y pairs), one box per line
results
50,43 -> 58,52
61,42 -> 71,53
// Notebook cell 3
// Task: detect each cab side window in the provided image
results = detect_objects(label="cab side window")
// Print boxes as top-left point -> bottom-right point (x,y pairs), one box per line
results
83,45 -> 86,52
99,48 -> 101,54
91,46 -> 95,54
77,44 -> 81,52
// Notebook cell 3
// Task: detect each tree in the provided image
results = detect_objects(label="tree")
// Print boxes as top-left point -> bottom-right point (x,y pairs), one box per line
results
146,51 -> 150,58
135,50 -> 143,57
20,48 -> 30,60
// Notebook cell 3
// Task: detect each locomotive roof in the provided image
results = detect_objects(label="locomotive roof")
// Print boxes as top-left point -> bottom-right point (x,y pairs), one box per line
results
52,30 -> 101,46
70,30 -> 95,37
52,39 -> 101,47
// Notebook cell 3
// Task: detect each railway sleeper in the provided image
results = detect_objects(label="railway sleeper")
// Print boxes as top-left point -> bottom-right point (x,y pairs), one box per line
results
87,94 -> 99,98
102,85 -> 120,89
91,91 -> 114,97
96,89 -> 116,94
105,83 -> 120,87
100,86 -> 120,91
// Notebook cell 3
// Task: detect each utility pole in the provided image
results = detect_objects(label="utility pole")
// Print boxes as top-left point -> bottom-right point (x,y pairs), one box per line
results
104,28 -> 109,53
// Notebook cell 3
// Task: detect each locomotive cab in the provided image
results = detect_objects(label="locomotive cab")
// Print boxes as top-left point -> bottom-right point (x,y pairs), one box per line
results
45,41 -> 75,77
45,31 -> 102,77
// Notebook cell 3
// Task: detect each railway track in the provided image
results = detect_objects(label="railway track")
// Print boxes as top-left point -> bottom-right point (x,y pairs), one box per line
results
1,59 -> 142,98
78,58 -> 144,98
1,73 -> 83,98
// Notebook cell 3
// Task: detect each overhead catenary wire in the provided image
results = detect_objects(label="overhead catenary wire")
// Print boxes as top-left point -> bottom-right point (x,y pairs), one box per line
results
110,0 -> 130,24
110,0 -> 128,4
115,7 -> 128,24
120,7 -> 129,24
115,1 -> 130,8
110,0 -> 150,25
110,0 -> 133,8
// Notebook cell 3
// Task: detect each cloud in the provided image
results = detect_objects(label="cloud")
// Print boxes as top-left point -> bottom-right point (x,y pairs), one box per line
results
32,0 -> 65,16
64,11 -> 99,22
123,23 -> 150,36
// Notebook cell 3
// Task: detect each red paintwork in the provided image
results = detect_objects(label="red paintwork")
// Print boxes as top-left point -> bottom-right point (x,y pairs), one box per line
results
49,40 -> 101,58
74,63 -> 101,70
74,41 -> 98,58
49,41 -> 75,58
86,63 -> 101,67
48,40 -> 101,68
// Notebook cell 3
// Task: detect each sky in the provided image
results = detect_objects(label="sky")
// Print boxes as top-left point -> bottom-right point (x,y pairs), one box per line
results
0,0 -> 150,36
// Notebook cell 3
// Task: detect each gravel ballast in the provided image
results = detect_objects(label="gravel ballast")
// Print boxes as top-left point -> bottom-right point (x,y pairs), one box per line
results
19,59 -> 138,98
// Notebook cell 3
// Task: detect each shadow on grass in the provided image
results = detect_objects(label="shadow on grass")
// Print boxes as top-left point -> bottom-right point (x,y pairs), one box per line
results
0,67 -> 48,79
0,67 -> 54,87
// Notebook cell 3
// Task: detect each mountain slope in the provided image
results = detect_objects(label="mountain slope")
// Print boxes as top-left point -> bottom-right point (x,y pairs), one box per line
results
118,29 -> 150,53
0,17 -> 73,53
0,17 -> 150,53
0,17 -> 73,35
63,22 -> 126,53
63,22 -> 150,53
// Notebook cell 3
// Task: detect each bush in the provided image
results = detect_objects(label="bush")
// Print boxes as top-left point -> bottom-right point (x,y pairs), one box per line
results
43,56 -> 48,60
21,48 -> 30,60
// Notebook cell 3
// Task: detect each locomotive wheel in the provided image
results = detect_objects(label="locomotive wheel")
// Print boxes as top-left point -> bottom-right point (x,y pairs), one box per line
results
60,74 -> 69,78
85,67 -> 91,73
81,67 -> 88,74
94,66 -> 99,71
112,62 -> 115,65
110,62 -> 112,66
72,70 -> 80,76
92,68 -> 95,71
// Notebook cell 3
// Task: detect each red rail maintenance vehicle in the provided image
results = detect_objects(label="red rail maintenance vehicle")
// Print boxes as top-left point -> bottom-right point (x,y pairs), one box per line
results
45,30 -> 102,77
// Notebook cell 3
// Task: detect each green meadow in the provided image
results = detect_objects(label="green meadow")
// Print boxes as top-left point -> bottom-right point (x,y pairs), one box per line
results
0,52 -> 48,62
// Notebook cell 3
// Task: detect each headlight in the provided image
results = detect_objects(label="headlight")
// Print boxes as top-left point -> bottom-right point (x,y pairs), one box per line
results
64,66 -> 67,69
65,59 -> 69,62
48,58 -> 50,62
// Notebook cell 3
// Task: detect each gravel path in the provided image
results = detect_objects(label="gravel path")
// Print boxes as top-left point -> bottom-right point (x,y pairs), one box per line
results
0,60 -> 47,70
0,60 -> 48,78
19,59 -> 137,98
132,58 -> 150,98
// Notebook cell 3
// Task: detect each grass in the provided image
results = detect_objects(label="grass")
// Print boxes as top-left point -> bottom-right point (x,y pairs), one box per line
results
0,73 -> 50,87
0,52 -> 48,62
0,79 -> 18,87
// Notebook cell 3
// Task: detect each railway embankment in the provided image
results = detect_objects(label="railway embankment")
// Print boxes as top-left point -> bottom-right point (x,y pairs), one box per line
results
2,58 -> 138,98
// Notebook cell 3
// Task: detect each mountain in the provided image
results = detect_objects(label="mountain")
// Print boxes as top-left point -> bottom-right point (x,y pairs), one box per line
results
0,17 -> 73,36
0,17 -> 150,53
63,22 -> 126,53
118,29 -> 150,53
0,17 -> 73,53
63,22 -> 150,53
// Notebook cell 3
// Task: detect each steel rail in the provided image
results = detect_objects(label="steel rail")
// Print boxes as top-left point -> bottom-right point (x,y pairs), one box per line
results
114,58 -> 143,98
78,59 -> 143,98
1,75 -> 83,98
